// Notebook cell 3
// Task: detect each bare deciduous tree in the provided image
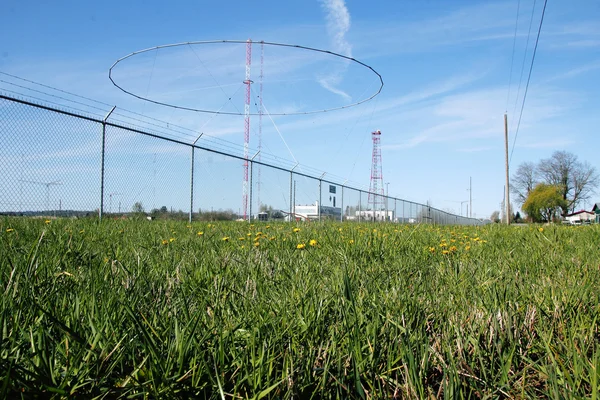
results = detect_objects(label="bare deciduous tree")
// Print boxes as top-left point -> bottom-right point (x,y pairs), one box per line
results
537,151 -> 599,213
511,162 -> 538,205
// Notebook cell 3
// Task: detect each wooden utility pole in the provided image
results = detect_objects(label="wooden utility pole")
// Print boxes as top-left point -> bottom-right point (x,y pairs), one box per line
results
504,113 -> 511,225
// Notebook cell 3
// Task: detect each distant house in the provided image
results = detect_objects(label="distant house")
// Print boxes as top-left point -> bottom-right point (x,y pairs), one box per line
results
564,209 -> 595,224
593,203 -> 600,224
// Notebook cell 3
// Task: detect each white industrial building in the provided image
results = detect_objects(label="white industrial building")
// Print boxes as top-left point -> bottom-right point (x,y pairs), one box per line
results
291,201 -> 341,221
354,209 -> 395,222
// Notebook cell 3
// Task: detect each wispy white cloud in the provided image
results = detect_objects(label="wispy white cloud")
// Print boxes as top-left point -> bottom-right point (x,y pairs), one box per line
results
351,2 -> 517,57
318,0 -> 352,100
320,0 -> 352,57
456,146 -> 495,153
545,60 -> 600,82
517,138 -> 576,149
381,84 -> 581,151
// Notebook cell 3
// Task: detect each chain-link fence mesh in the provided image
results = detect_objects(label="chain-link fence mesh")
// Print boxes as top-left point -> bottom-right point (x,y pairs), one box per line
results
0,93 -> 483,225
0,96 -> 100,216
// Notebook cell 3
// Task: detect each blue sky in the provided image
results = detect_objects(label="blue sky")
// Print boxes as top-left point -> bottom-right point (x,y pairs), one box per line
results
1,0 -> 599,218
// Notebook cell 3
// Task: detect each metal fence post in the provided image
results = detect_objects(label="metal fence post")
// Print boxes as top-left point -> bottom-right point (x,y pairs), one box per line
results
358,190 -> 362,222
340,185 -> 344,222
318,172 -> 325,222
290,163 -> 298,222
189,146 -> 194,224
249,161 -> 253,222
189,134 -> 203,224
99,106 -> 115,222
249,152 -> 259,222
289,171 -> 293,220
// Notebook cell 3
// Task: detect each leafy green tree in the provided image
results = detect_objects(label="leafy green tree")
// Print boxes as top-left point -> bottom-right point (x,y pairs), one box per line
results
132,202 -> 145,214
522,184 -> 568,223
513,211 -> 522,223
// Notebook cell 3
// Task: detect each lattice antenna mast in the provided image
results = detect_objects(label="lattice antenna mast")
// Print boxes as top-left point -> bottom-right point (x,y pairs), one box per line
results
242,39 -> 253,220
368,130 -> 384,211
257,41 -> 264,213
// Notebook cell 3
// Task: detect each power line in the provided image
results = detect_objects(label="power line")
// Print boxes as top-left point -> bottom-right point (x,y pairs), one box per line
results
510,0 -> 548,163
505,0 -> 522,112
509,0 -> 538,135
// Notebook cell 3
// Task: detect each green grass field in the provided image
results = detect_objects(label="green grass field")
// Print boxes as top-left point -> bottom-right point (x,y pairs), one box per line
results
1,217 -> 599,398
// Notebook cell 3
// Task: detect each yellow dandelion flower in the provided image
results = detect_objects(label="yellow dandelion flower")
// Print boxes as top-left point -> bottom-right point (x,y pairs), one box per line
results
293,227 -> 300,233
538,227 -> 544,232
373,229 -> 377,233
269,236 -> 275,241
222,236 -> 230,242
254,242 -> 260,247
169,237 -> 175,242
247,233 -> 252,236
449,246 -> 457,252
6,228 -> 14,232
161,239 -> 169,245
239,237 -> 245,241
44,219 -> 51,224
465,245 -> 471,251
297,243 -> 306,249
266,225 -> 271,229
309,239 -> 317,247
439,243 -> 448,248
197,231 -> 204,236
442,250 -> 450,255
429,247 -> 436,253
349,239 -> 354,244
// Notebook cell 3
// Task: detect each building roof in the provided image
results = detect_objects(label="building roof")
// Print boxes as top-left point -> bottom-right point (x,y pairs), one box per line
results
565,210 -> 595,217
593,203 -> 600,212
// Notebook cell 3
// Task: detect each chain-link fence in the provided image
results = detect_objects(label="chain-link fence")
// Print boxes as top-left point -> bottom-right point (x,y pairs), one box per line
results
0,93 -> 482,225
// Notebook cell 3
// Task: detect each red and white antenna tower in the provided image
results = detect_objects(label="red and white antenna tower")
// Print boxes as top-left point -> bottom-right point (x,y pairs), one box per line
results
368,130 -> 384,211
257,41 -> 264,213
242,39 -> 252,220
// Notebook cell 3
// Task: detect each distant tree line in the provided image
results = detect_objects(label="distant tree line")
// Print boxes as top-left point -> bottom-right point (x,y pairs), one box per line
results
511,151 -> 599,222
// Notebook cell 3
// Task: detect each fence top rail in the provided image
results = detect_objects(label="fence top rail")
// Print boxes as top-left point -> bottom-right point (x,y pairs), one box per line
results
0,92 -> 483,225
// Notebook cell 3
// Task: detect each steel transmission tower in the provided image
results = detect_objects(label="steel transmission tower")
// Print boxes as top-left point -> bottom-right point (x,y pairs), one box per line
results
242,39 -> 252,220
368,130 -> 384,211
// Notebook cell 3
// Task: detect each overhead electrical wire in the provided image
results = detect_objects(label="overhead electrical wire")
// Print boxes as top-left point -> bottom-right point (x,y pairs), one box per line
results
510,0 -> 548,163
505,0 -> 522,113
509,0 -> 538,136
